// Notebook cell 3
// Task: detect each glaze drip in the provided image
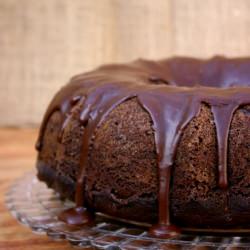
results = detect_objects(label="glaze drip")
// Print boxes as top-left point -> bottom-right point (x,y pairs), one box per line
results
36,57 -> 250,237
211,103 -> 237,189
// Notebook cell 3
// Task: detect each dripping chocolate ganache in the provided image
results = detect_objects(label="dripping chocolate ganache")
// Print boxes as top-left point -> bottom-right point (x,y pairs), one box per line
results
36,56 -> 250,237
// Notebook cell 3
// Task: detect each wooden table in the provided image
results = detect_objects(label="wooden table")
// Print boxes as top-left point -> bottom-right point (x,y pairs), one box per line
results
0,128 -> 76,250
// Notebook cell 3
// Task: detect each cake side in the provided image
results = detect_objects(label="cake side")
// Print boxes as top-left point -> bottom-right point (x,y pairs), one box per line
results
37,97 -> 250,228
228,105 -> 250,225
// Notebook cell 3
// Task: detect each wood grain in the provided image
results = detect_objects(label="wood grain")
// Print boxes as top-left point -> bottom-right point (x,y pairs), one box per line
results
1,0 -> 250,126
0,128 -> 77,249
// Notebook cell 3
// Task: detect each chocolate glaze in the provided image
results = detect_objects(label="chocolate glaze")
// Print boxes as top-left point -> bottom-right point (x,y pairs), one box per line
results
58,207 -> 94,226
36,57 -> 250,238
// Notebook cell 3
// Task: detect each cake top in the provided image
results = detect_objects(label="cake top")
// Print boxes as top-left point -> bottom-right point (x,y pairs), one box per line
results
72,56 -> 250,88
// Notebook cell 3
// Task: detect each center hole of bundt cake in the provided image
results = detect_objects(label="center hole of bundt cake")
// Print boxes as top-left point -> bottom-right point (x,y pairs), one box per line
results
149,76 -> 170,85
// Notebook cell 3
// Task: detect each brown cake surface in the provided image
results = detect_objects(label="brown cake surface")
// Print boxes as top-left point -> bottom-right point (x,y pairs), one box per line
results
36,57 -> 250,232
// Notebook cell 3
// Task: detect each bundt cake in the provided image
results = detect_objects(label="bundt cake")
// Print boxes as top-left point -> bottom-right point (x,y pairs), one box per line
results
36,56 -> 250,237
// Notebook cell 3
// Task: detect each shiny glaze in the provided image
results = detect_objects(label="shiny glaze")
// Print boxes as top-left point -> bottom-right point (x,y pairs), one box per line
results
36,57 -> 250,237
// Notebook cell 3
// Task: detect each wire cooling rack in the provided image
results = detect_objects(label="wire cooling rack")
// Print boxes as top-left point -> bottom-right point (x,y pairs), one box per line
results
5,172 -> 250,249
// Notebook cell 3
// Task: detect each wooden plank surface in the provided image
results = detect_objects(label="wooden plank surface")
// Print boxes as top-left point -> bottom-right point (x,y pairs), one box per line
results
1,0 -> 250,126
0,128 -> 78,249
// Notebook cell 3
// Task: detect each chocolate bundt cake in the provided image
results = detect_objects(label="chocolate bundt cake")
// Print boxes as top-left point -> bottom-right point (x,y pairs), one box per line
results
36,57 -> 250,237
